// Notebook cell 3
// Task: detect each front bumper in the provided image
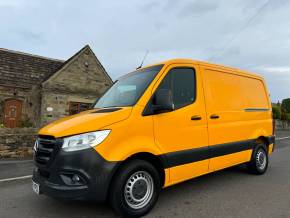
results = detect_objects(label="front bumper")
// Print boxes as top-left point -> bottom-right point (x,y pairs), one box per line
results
32,148 -> 120,202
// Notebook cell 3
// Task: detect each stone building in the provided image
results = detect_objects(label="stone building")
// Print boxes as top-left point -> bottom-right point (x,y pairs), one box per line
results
0,45 -> 113,128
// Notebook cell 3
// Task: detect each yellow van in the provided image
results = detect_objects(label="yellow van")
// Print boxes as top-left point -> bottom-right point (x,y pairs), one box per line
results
32,59 -> 275,217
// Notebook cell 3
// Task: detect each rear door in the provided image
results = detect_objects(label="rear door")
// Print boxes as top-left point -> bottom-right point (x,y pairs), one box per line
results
151,63 -> 209,185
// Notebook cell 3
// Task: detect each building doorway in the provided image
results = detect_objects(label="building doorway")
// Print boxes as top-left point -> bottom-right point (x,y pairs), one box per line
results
4,99 -> 22,128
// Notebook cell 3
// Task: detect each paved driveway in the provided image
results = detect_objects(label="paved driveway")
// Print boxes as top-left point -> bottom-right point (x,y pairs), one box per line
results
0,130 -> 289,217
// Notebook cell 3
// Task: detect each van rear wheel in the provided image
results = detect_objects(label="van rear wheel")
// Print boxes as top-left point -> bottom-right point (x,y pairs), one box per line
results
109,159 -> 161,217
247,143 -> 268,175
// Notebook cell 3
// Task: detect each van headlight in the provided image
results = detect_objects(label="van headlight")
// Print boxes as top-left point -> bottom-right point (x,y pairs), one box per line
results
62,130 -> 111,152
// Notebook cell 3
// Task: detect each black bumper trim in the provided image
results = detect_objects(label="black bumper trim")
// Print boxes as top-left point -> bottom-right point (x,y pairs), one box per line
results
32,148 -> 120,201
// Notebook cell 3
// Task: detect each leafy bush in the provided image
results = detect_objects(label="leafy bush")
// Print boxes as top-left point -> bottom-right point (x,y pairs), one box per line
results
281,98 -> 290,113
0,123 -> 4,128
287,113 -> 290,122
281,111 -> 288,121
272,106 -> 281,119
20,117 -> 33,128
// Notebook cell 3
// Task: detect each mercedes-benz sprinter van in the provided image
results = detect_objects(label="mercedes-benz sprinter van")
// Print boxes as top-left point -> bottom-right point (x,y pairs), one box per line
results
32,59 -> 275,217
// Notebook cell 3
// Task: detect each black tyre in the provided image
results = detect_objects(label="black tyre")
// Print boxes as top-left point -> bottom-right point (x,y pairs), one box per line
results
109,159 -> 161,218
247,143 -> 268,175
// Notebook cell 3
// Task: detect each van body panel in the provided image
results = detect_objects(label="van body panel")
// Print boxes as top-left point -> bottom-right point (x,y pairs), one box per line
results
209,150 -> 252,172
95,105 -> 163,161
202,67 -> 249,144
39,107 -> 132,138
166,159 -> 209,186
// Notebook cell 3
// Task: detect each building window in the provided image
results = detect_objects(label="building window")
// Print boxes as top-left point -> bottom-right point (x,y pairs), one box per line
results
69,102 -> 91,115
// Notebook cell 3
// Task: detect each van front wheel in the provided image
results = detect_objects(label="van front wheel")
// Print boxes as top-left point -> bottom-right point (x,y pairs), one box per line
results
109,159 -> 161,217
247,143 -> 268,175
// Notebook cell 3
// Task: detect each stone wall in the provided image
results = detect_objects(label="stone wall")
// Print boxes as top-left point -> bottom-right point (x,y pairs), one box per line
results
275,120 -> 290,129
42,46 -> 112,95
40,46 -> 112,126
0,128 -> 37,158
40,91 -> 97,126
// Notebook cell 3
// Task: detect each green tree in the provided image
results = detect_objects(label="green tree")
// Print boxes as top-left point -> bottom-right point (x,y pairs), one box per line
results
281,108 -> 287,120
281,98 -> 290,113
287,113 -> 290,122
272,106 -> 281,119
281,107 -> 288,129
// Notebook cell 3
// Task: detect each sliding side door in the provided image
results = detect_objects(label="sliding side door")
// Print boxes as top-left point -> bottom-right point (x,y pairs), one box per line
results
201,66 -> 252,172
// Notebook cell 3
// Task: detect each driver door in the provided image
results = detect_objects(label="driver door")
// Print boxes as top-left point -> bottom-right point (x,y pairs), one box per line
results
151,64 -> 209,185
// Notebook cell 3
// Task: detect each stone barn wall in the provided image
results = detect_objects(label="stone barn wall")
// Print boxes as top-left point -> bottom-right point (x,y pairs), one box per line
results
0,128 -> 37,158
40,91 -> 97,126
40,45 -> 112,126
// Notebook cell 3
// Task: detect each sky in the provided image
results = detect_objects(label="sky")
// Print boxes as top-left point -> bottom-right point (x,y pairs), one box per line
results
0,0 -> 289,102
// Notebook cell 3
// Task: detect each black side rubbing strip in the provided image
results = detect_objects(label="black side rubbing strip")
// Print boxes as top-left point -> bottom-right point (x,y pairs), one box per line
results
162,146 -> 210,168
244,108 -> 270,112
209,139 -> 254,158
159,137 -> 275,169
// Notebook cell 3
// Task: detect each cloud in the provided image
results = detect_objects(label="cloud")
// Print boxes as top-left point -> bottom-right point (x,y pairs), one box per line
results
177,0 -> 218,18
0,0 -> 289,101
0,0 -> 26,7
262,66 -> 290,74
140,1 -> 160,12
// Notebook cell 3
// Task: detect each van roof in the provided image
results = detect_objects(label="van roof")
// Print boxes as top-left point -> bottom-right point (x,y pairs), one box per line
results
143,58 -> 263,80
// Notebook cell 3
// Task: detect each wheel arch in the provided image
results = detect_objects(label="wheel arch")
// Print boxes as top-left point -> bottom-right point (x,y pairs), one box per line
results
256,136 -> 270,150
253,136 -> 271,153
107,152 -> 166,199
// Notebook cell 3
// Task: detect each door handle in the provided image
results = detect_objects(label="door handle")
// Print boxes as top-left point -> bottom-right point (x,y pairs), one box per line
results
191,115 -> 202,120
210,114 -> 220,119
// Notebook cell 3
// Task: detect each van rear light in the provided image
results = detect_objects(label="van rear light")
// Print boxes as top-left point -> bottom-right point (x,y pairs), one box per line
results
272,119 -> 276,135
271,108 -> 275,135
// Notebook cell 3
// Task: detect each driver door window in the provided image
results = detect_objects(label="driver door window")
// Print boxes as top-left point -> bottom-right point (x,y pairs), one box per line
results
156,68 -> 196,110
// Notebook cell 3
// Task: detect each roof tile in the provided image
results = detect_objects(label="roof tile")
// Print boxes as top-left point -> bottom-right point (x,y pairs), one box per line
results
0,48 -> 64,88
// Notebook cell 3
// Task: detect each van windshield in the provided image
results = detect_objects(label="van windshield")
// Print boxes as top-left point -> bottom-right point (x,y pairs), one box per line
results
94,65 -> 164,108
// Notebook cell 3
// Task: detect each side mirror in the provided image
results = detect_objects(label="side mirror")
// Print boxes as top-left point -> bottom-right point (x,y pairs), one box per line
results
153,89 -> 174,114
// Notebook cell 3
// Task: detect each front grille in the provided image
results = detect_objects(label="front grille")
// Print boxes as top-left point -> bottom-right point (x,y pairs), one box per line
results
34,135 -> 63,166
38,169 -> 50,178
